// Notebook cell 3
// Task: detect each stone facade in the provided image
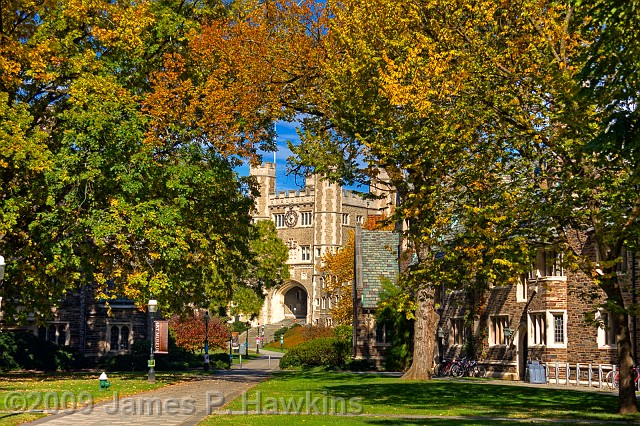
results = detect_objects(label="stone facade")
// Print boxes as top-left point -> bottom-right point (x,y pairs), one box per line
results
437,249 -> 639,380
346,219 -> 639,376
250,163 -> 395,327
8,286 -> 149,358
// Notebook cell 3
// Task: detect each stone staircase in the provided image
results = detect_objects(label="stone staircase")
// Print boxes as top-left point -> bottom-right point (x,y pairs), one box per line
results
242,319 -> 296,347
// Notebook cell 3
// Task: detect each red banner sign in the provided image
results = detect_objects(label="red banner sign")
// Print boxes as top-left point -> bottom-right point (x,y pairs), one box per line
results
154,320 -> 169,354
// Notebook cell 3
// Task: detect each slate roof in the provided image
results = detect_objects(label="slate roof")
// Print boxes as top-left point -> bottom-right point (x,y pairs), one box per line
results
354,228 -> 400,309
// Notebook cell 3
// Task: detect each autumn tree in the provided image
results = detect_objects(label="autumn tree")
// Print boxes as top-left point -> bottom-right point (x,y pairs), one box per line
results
574,0 -> 640,160
281,0 -> 640,412
319,231 -> 355,325
170,311 -> 230,353
0,0 -> 292,320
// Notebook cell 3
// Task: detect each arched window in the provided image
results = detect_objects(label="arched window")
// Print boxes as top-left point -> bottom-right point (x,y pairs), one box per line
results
110,326 -> 119,351
36,324 -> 68,345
120,326 -> 130,350
109,324 -> 133,352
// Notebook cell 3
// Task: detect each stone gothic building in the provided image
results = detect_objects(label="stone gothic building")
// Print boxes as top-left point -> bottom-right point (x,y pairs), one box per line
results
436,245 -> 640,379
250,162 -> 395,327
350,230 -> 639,375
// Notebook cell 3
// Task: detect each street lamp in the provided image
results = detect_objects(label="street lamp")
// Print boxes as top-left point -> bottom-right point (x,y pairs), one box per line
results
437,326 -> 444,362
229,324 -> 233,364
148,299 -> 158,383
0,256 -> 5,311
504,327 -> 514,345
245,321 -> 249,354
256,324 -> 260,355
204,311 -> 210,371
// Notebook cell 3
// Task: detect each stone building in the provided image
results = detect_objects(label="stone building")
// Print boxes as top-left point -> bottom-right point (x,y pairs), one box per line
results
250,162 -> 395,326
1,162 -> 395,358
437,246 -> 639,379
347,216 -> 640,376
4,287 -> 148,357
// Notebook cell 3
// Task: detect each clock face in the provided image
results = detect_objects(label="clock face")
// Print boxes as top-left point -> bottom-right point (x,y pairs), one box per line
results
285,210 -> 298,227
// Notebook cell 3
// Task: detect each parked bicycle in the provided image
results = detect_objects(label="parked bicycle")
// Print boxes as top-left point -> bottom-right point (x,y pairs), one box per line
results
450,357 -> 487,378
606,365 -> 640,390
434,358 -> 456,377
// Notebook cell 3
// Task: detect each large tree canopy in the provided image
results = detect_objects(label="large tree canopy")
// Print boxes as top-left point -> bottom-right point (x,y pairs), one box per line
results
0,0 -> 289,318
282,0 -> 639,412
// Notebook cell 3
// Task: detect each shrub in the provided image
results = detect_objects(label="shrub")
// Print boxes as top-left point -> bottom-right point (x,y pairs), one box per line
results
209,352 -> 231,370
333,324 -> 353,343
0,332 -> 87,372
300,325 -> 334,341
279,337 -> 350,369
272,326 -> 289,342
97,335 -> 231,372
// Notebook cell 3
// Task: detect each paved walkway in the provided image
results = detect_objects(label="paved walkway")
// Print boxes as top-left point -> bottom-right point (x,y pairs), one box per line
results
27,350 -> 283,426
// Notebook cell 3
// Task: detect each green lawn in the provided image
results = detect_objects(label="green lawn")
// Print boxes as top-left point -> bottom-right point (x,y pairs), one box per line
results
200,371 -> 640,425
263,345 -> 288,353
0,371 -> 211,426
203,415 -> 553,426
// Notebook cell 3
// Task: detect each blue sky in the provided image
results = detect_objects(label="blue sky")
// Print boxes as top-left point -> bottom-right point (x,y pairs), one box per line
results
236,120 -> 366,192
235,121 -> 304,191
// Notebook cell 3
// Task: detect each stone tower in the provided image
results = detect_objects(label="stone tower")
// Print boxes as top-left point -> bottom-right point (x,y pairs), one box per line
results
250,163 -> 394,327
249,162 -> 276,221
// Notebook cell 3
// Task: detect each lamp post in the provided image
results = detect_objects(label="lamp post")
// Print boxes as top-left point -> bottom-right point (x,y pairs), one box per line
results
504,327 -> 514,345
437,326 -> 444,362
204,311 -> 210,371
148,299 -> 158,383
0,256 -> 5,311
255,324 -> 260,354
245,322 -> 249,354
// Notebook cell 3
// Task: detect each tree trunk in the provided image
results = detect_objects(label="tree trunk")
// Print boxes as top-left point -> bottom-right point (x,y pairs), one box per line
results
402,287 -> 439,380
606,281 -> 638,414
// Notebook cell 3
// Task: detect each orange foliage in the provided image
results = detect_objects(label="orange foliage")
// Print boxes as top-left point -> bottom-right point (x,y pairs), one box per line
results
144,0 -> 329,164
265,324 -> 333,349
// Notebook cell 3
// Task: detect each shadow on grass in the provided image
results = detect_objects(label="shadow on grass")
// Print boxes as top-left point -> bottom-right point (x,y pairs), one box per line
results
363,419 -> 549,426
260,371 -> 626,421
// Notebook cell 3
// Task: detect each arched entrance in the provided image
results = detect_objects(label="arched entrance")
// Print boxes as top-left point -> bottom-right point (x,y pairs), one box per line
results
517,323 -> 528,380
284,285 -> 308,321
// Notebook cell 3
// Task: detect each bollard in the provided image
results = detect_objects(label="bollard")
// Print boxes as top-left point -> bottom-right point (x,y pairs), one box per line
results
576,363 -> 580,386
240,354 -> 242,369
598,365 -> 603,388
566,363 -> 570,386
555,363 -> 559,385
269,355 -> 271,368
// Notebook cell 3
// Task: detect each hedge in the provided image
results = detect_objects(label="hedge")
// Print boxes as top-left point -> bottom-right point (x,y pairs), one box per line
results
279,337 -> 350,369
0,332 -> 87,372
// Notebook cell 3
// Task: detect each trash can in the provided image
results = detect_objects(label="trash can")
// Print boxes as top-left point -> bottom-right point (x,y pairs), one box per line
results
528,361 -> 547,384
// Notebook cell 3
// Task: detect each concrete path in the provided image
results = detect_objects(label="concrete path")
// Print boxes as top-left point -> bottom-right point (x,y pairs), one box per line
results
27,350 -> 283,426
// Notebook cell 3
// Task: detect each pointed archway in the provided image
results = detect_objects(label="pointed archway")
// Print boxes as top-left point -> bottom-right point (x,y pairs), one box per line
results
283,285 -> 308,321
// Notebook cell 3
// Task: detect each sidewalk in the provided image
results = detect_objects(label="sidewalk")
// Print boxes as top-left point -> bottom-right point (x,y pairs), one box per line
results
27,350 -> 283,426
